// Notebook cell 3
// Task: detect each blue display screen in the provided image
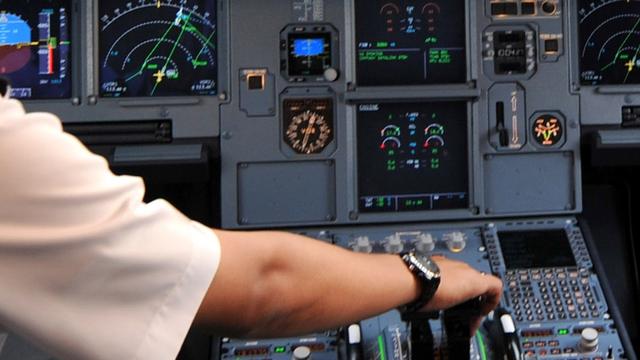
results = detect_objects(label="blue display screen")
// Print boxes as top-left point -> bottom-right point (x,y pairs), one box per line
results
293,38 -> 325,57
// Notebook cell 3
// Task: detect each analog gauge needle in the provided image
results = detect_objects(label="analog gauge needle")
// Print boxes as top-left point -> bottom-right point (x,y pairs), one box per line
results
301,112 -> 317,152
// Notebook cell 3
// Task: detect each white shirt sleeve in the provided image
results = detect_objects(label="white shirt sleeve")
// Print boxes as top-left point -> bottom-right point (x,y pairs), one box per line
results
0,99 -> 221,360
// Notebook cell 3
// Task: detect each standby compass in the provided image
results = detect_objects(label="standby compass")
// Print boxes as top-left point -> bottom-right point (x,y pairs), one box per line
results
283,98 -> 334,155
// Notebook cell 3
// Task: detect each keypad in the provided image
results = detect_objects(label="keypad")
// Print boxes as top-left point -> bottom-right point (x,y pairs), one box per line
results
505,268 -> 600,323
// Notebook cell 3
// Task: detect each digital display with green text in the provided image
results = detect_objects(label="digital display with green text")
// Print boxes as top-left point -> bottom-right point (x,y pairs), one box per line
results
355,0 -> 467,86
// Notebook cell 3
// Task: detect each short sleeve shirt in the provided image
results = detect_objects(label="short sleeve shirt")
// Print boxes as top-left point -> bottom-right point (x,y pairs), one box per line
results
0,99 -> 221,360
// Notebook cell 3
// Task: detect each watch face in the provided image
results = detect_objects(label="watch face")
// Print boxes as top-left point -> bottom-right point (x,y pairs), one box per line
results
419,255 -> 441,279
408,253 -> 441,280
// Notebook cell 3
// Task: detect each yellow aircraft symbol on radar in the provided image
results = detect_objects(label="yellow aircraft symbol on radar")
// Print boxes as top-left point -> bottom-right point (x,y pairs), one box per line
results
153,70 -> 165,83
626,59 -> 636,73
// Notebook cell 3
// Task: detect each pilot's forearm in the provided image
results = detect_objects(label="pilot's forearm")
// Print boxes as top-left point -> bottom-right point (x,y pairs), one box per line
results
194,230 -> 418,338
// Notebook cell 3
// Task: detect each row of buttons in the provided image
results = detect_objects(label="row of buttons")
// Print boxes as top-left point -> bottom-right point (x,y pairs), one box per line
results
523,348 -> 606,358
507,268 -> 601,322
523,339 -> 560,348
490,1 -> 557,16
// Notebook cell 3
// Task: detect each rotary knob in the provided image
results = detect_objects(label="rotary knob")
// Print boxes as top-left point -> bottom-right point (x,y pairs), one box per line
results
443,232 -> 467,253
414,233 -> 436,254
352,236 -> 373,253
580,327 -> 599,352
324,68 -> 340,82
384,234 -> 404,254
292,346 -> 312,360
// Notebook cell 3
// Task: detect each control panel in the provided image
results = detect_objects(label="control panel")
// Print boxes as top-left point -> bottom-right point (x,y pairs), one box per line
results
221,219 -> 631,359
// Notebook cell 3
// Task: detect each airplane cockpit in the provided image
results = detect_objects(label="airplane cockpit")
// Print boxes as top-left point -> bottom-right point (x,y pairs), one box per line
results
0,0 -> 639,359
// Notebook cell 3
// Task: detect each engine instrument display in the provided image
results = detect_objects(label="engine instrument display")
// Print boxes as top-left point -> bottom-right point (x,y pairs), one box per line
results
354,0 -> 466,87
0,0 -> 71,99
283,98 -> 334,155
357,102 -> 468,213
99,0 -> 217,97
579,0 -> 640,85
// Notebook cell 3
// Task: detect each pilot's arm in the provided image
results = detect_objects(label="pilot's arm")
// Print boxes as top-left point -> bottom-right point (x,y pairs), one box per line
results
0,98 -> 501,360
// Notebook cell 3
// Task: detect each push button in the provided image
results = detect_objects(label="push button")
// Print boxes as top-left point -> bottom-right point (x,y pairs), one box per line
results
247,74 -> 264,90
504,2 -> 518,15
521,2 -> 536,15
491,2 -> 506,15
545,39 -> 559,53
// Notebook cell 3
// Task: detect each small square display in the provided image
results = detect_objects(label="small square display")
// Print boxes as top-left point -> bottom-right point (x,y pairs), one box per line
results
499,230 -> 577,270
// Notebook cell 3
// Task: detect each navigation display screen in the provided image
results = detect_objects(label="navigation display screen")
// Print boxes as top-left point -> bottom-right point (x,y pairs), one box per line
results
578,0 -> 640,85
499,230 -> 577,270
357,102 -> 469,213
0,0 -> 72,99
99,0 -> 217,97
288,32 -> 332,77
354,0 -> 467,86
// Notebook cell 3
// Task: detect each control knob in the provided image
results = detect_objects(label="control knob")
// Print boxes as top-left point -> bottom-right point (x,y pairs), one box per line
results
414,233 -> 436,254
443,232 -> 467,253
580,327 -> 599,352
292,346 -> 312,360
384,234 -> 405,254
324,68 -> 340,82
352,236 -> 373,253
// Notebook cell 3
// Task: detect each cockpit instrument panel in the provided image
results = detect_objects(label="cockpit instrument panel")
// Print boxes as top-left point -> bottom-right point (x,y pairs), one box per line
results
357,101 -> 469,213
354,0 -> 467,86
99,0 -> 217,97
579,0 -> 640,85
0,0 -> 71,99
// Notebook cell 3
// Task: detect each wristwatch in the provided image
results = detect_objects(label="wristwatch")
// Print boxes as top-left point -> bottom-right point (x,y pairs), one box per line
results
398,251 -> 441,314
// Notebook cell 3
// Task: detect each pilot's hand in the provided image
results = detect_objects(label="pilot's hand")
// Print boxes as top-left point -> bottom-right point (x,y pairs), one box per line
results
420,256 -> 503,333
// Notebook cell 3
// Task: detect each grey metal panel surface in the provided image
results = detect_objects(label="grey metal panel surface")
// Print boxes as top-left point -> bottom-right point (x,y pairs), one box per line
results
484,152 -> 575,214
237,161 -> 336,225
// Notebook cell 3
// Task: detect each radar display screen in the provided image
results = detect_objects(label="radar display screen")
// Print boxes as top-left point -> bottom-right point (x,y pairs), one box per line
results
99,0 -> 217,97
579,0 -> 640,85
357,102 -> 469,213
0,0 -> 72,99
499,230 -> 576,270
354,0 -> 467,87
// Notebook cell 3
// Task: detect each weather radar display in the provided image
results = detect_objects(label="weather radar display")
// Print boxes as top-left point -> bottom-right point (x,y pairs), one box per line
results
579,0 -> 640,85
0,0 -> 72,99
99,0 -> 217,97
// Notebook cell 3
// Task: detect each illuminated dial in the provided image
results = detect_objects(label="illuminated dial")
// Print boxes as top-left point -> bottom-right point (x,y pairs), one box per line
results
283,98 -> 334,155
424,135 -> 445,148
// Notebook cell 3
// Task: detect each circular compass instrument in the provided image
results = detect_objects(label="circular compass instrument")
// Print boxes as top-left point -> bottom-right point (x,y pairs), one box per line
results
579,0 -> 640,85
99,0 -> 217,97
283,98 -> 334,155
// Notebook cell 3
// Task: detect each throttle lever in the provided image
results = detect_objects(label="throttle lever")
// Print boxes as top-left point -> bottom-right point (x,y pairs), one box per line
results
443,297 -> 483,359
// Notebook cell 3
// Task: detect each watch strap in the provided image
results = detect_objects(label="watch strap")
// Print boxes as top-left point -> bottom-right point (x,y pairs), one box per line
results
398,252 -> 441,315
